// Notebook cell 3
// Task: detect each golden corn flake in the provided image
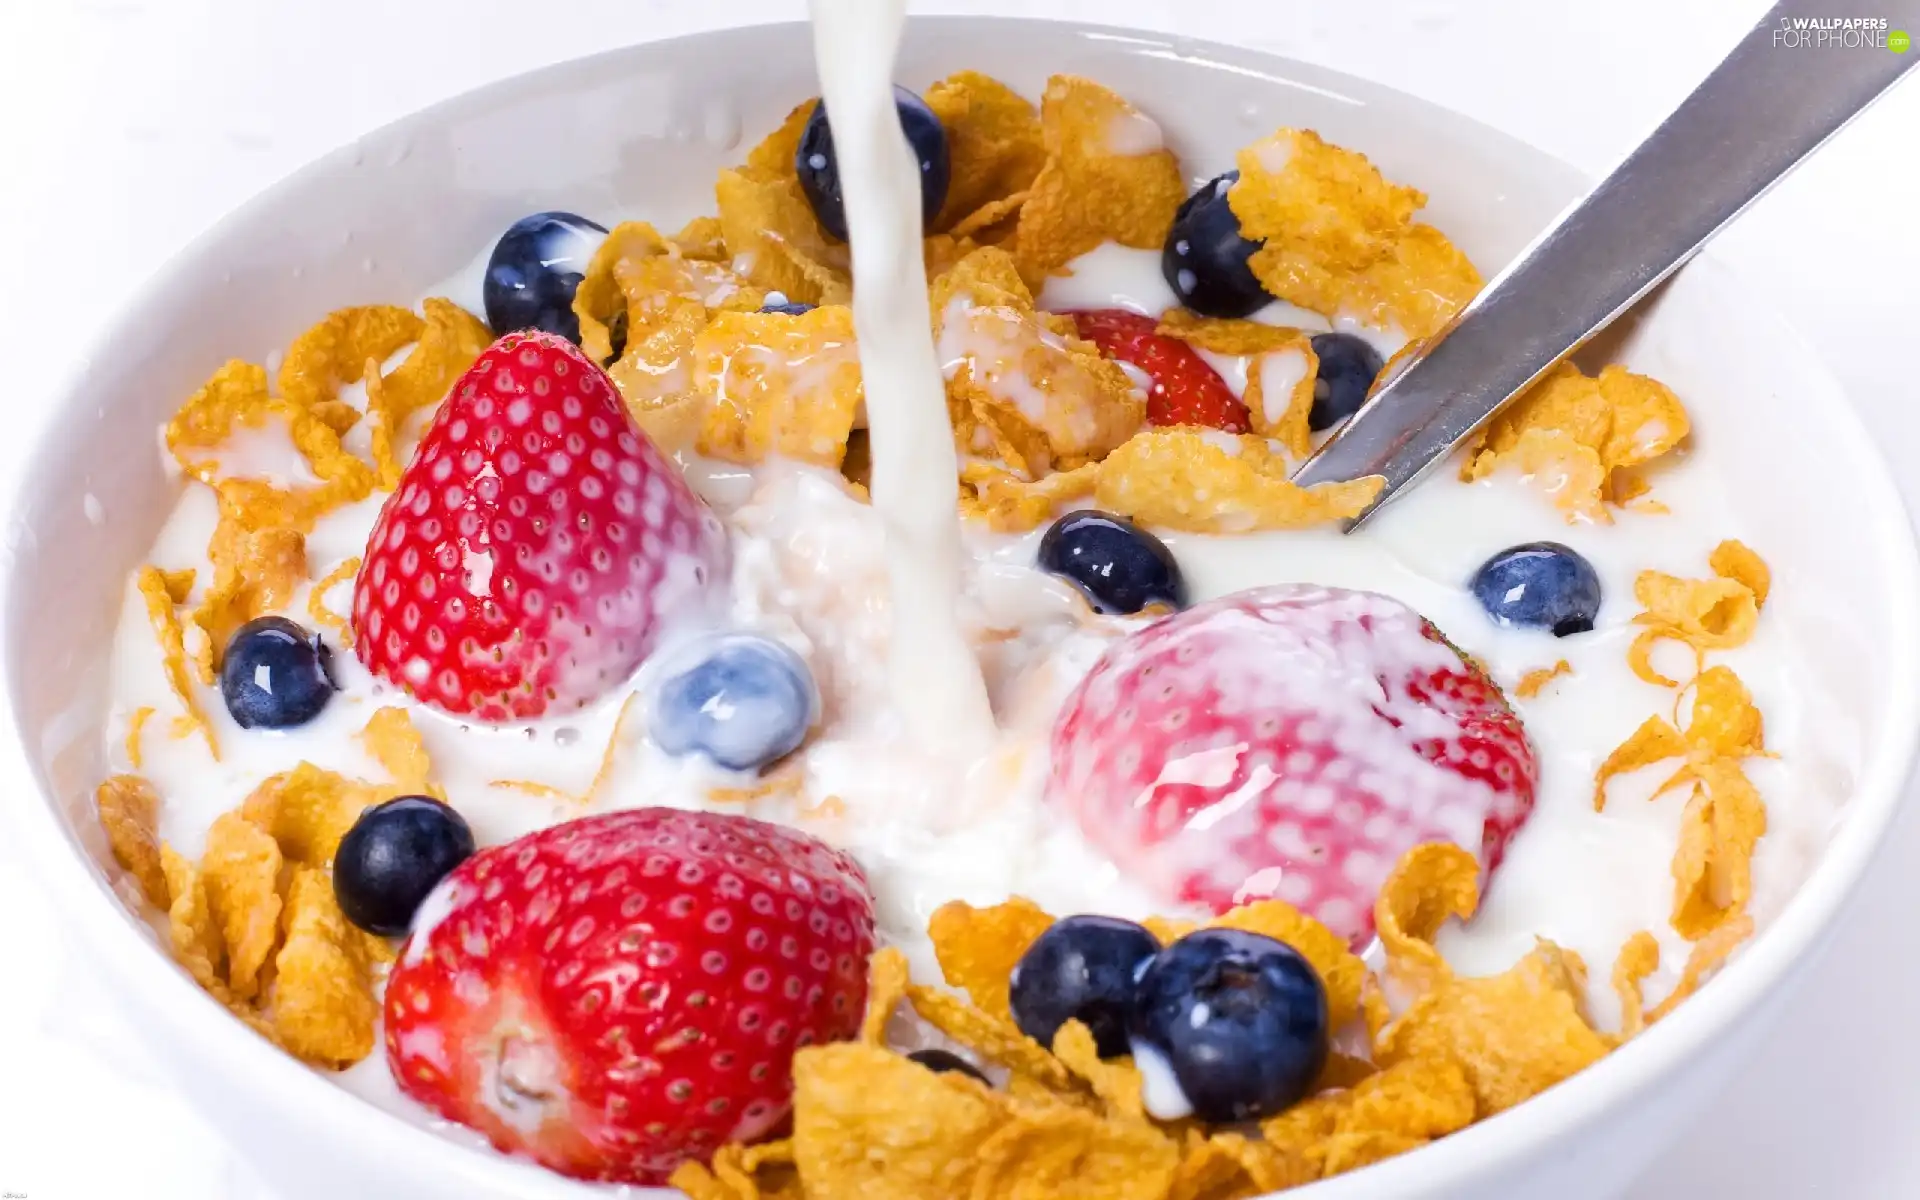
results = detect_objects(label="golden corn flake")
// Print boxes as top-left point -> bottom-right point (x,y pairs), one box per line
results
191,509 -> 307,679
929,896 -> 1055,1021
1515,660 -> 1573,699
693,306 -> 862,468
1610,931 -> 1661,1041
361,706 -> 437,796
1670,757 -> 1767,941
907,983 -> 1075,1091
925,71 -> 1047,232
1592,716 -> 1689,809
950,191 -> 1031,241
1240,336 -> 1319,459
1093,429 -> 1381,534
166,360 -> 276,482
1710,538 -> 1771,606
949,364 -> 1056,479
160,845 -> 230,996
1374,842 -> 1479,991
1649,913 -> 1754,1022
200,809 -> 285,1001
1231,129 -> 1421,277
1263,1056 -> 1474,1181
240,762 -> 372,867
1051,1020 -> 1147,1123
674,1139 -> 805,1200
971,1103 -> 1180,1200
278,305 -> 424,412
716,167 -> 852,307
123,699 -> 155,767
1626,544 -> 1769,684
1154,310 -> 1304,357
575,221 -> 672,362
1169,1129 -> 1306,1199
369,298 -> 493,487
1463,363 -> 1690,522
612,299 -> 711,439
1015,76 -> 1184,284
272,866 -> 386,1068
96,774 -> 170,909
1332,223 -> 1481,342
861,947 -> 912,1045
959,461 -> 1098,532
307,555 -> 361,646
136,566 -> 217,757
672,214 -> 730,262
792,1042 -> 1012,1200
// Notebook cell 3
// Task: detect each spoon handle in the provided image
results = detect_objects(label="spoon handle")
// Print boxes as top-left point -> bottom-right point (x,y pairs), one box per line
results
1292,0 -> 1919,527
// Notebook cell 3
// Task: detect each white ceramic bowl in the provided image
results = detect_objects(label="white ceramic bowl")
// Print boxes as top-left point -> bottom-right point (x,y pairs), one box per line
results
5,18 -> 1916,1200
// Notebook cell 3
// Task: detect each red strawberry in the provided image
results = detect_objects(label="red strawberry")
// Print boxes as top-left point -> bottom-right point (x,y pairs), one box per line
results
1046,585 -> 1536,948
384,807 -> 876,1184
1067,308 -> 1251,432
352,330 -> 727,721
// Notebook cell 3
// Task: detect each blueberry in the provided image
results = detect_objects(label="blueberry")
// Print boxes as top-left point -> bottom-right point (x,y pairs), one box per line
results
1307,333 -> 1386,432
796,87 -> 950,242
1129,929 -> 1328,1123
907,1048 -> 990,1084
1037,510 -> 1187,616
482,211 -> 608,344
333,796 -> 477,937
219,616 -> 338,730
650,634 -> 819,771
1162,172 -> 1270,319
1008,915 -> 1161,1057
1470,541 -> 1603,637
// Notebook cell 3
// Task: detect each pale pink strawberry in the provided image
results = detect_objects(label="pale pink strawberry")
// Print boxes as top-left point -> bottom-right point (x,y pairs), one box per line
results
1046,584 -> 1536,947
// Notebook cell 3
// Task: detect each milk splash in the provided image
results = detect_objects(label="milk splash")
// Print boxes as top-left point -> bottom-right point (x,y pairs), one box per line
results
806,0 -> 995,754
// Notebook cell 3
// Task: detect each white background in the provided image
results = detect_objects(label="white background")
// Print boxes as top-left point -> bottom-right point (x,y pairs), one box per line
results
1,0 -> 1917,1195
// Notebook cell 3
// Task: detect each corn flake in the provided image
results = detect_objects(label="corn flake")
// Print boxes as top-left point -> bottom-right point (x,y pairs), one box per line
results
926,72 -> 1047,232
1015,76 -> 1184,283
369,298 -> 493,486
1710,539 -> 1771,607
200,810 -> 285,1001
861,947 -> 912,1046
1093,429 -> 1381,534
1515,660 -> 1573,699
575,221 -> 672,362
1231,129 -> 1421,276
672,215 -> 730,262
906,983 -> 1075,1091
136,566 -> 217,757
278,305 -> 424,412
1155,310 -> 1306,357
716,165 -> 852,306
971,1102 -> 1180,1199
96,774 -> 170,908
308,555 -> 361,646
191,506 -> 307,679
929,896 -> 1055,1021
694,307 -> 862,468
1670,757 -> 1767,941
1170,1129 -> 1306,1199
1240,337 -> 1319,459
959,462 -> 1099,532
240,762 -> 372,867
124,704 -> 155,770
1463,364 -> 1690,522
1263,1056 -> 1474,1181
1611,931 -> 1662,1040
360,706 -> 437,796
1051,1021 -> 1147,1123
272,866 -> 387,1068
160,845 -> 230,996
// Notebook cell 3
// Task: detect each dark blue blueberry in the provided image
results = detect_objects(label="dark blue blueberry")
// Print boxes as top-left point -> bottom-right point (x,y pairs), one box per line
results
1470,542 -> 1603,637
1038,510 -> 1187,616
1008,915 -> 1161,1057
1307,332 -> 1385,432
907,1048 -> 990,1084
796,87 -> 950,242
1128,928 -> 1328,1123
1162,171 -> 1270,319
332,796 -> 477,937
219,616 -> 338,730
650,634 -> 819,771
482,211 -> 608,344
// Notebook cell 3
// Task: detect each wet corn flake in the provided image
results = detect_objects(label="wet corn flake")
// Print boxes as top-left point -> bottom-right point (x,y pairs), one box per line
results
200,809 -> 285,1001
124,705 -> 156,771
1373,843 -> 1479,992
949,364 -> 1058,480
791,1041 -> 1012,1200
1263,1055 -> 1474,1182
693,306 -> 862,468
369,298 -> 493,487
278,305 -> 424,412
672,214 -> 731,262
307,555 -> 361,646
160,845 -> 231,995
575,221 -> 673,362
240,762 -> 373,867
861,947 -> 913,1046
1710,538 -> 1771,606
1154,311 -> 1305,357
715,166 -> 852,307
929,895 -> 1055,1021
674,1138 -> 805,1200
1093,429 -> 1381,534
1670,757 -> 1768,941
360,706 -> 437,796
191,505 -> 307,679
959,462 -> 1099,533
166,360 -> 276,481
1515,660 -> 1573,699
906,983 -> 1076,1091
96,774 -> 170,908
969,1102 -> 1181,1200
1648,914 -> 1755,1023
272,866 -> 386,1068
1240,337 -> 1320,459
1051,1021 -> 1148,1124
1169,1129 -> 1306,1199
1334,223 -> 1482,342
1462,363 -> 1690,522
925,71 -> 1048,232
136,566 -> 218,758
1014,75 -> 1184,284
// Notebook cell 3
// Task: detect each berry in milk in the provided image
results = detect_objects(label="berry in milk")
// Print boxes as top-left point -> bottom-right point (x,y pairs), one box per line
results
90,2 -> 1828,1189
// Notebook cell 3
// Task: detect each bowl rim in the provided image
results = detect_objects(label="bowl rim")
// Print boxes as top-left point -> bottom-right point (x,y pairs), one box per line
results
4,15 -> 1917,1198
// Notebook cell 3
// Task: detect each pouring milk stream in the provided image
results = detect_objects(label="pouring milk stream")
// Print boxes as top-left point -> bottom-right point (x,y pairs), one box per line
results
806,0 -> 996,755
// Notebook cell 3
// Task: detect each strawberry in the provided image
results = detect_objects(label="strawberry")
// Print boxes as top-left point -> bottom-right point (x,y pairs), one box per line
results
351,330 -> 727,721
1067,308 -> 1251,432
1046,585 -> 1536,948
384,807 -> 876,1184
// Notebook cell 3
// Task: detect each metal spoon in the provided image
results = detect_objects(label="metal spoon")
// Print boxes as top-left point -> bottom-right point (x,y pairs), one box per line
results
1291,0 -> 1919,528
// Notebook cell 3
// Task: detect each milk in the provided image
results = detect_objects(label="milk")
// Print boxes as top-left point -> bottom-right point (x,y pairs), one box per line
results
806,0 -> 994,755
